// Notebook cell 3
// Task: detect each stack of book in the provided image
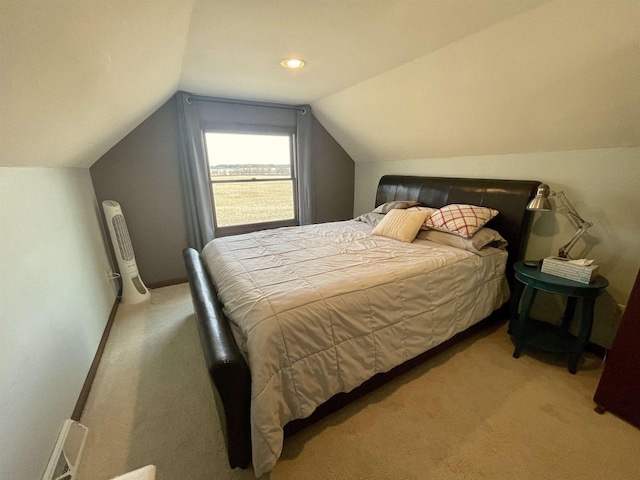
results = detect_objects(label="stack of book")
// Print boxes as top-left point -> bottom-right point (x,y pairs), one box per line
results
541,256 -> 599,284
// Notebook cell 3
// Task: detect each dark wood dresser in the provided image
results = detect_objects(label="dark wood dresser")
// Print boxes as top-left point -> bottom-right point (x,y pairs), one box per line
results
593,267 -> 640,428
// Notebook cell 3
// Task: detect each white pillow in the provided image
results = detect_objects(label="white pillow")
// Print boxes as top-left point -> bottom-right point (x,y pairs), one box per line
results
417,227 -> 507,254
372,200 -> 420,214
353,212 -> 386,226
425,204 -> 499,238
371,208 -> 429,243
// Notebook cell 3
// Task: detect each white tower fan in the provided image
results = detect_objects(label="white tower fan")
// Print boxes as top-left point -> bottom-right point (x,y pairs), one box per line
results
102,200 -> 150,304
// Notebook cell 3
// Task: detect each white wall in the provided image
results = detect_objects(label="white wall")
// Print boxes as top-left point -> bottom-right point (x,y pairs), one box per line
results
314,0 -> 640,163
355,147 -> 640,347
0,168 -> 115,480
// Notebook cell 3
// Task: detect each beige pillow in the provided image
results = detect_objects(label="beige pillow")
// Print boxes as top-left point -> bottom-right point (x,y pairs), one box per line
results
371,208 -> 429,243
406,206 -> 438,229
372,200 -> 420,214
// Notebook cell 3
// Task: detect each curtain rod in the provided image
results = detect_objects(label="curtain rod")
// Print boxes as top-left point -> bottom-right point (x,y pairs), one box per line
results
184,93 -> 307,114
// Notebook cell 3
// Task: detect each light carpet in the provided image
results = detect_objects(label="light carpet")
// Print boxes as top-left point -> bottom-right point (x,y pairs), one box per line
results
78,284 -> 639,480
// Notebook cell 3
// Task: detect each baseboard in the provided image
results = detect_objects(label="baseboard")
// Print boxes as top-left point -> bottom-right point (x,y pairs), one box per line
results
146,277 -> 188,289
71,297 -> 120,421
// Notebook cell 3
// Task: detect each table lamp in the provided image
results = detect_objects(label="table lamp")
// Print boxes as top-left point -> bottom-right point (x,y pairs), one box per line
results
527,184 -> 593,259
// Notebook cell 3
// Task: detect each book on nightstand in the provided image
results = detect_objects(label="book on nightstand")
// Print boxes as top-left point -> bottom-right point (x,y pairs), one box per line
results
541,256 -> 600,284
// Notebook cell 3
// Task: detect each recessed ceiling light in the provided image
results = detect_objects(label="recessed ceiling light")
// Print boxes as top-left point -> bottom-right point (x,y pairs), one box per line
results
280,58 -> 306,69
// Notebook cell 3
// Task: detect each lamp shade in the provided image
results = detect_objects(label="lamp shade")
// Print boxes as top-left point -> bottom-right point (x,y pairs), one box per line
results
527,184 -> 552,211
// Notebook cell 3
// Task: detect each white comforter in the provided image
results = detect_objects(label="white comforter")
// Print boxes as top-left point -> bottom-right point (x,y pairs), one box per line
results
201,220 -> 509,476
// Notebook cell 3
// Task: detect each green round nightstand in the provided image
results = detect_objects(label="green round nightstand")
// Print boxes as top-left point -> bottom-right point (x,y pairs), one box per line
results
510,261 -> 609,374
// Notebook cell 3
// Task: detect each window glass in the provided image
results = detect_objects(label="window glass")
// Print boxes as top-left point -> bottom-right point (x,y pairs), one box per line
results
204,132 -> 297,232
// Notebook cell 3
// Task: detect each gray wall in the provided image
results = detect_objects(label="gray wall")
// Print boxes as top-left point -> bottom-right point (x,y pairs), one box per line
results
91,97 -> 189,285
90,95 -> 355,285
311,115 -> 355,223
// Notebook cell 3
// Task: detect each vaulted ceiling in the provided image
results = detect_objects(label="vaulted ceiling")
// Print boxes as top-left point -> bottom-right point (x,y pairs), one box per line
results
1,0 -> 638,168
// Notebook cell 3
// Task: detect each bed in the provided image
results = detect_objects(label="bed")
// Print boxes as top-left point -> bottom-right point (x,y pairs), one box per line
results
183,175 -> 540,476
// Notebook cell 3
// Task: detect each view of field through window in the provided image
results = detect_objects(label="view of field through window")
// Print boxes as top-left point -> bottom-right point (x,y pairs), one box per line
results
205,132 -> 296,227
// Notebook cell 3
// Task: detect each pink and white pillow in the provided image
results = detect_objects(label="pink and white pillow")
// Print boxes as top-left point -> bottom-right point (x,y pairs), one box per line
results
425,204 -> 498,238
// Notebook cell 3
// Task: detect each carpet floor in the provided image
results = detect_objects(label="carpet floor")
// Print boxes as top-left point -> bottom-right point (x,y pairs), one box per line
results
78,284 -> 639,480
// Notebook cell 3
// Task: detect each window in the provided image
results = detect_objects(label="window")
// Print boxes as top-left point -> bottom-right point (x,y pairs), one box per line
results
204,131 -> 298,235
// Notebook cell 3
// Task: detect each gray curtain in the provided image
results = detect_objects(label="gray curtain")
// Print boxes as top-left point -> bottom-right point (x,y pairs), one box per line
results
177,93 -> 314,246
176,92 -> 215,251
296,106 -> 314,225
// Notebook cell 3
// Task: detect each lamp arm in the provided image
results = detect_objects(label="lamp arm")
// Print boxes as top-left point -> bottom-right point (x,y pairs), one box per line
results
558,225 -> 591,258
553,191 -> 593,258
555,191 -> 586,228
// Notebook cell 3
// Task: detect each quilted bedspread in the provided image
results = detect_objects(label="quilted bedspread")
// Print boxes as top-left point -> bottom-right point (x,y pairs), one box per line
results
201,220 -> 509,476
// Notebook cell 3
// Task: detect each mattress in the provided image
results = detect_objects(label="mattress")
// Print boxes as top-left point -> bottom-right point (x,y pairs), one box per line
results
201,220 -> 509,475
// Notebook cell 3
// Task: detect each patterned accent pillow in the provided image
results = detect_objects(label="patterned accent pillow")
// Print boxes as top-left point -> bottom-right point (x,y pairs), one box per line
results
425,204 -> 499,238
371,208 -> 430,243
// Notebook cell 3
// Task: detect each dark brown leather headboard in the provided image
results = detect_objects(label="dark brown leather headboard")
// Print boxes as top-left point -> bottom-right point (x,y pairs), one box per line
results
375,175 -> 540,281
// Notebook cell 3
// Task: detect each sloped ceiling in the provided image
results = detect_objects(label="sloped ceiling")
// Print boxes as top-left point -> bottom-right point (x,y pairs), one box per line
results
313,0 -> 640,162
180,0 -> 549,103
1,0 -> 638,168
1,0 -> 193,168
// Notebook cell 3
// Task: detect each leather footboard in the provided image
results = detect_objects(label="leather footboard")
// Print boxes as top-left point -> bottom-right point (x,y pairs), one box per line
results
183,248 -> 252,469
